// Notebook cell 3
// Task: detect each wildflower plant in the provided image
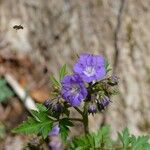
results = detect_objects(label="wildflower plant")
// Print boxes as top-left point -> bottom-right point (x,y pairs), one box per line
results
13,53 -> 150,150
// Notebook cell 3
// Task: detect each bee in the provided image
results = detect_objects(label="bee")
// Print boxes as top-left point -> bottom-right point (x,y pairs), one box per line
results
13,25 -> 24,30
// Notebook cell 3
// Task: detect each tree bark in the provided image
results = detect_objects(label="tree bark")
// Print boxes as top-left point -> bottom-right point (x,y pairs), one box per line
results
0,0 -> 150,136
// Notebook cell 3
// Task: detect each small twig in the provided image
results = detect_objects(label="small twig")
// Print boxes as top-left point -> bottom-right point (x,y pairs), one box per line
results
4,73 -> 37,110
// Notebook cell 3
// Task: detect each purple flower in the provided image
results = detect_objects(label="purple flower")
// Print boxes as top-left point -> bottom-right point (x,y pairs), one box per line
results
49,124 -> 60,136
61,74 -> 87,106
73,53 -> 106,83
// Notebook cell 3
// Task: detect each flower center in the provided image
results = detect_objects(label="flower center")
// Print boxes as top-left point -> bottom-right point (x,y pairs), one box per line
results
83,66 -> 95,77
70,84 -> 80,95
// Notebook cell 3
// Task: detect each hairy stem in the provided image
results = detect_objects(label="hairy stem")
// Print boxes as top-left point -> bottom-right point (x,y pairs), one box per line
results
73,106 -> 89,134
83,112 -> 89,134
83,102 -> 89,134
74,106 -> 83,116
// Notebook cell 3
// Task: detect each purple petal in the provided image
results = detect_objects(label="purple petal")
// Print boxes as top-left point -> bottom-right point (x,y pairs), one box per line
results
61,74 -> 87,107
73,53 -> 106,83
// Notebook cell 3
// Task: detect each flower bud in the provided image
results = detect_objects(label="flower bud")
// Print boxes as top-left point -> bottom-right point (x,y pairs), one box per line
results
97,96 -> 110,111
108,75 -> 119,86
101,96 -> 110,107
49,124 -> 60,137
88,103 -> 97,114
43,99 -> 51,108
52,103 -> 62,112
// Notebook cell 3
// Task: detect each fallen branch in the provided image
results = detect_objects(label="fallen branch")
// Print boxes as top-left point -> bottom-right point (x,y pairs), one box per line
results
4,73 -> 37,110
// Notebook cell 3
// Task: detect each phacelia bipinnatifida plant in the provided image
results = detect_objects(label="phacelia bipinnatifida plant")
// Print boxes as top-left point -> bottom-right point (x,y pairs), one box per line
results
13,53 -> 150,150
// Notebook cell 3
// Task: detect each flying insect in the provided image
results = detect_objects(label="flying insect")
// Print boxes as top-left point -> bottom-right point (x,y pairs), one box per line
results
13,25 -> 24,30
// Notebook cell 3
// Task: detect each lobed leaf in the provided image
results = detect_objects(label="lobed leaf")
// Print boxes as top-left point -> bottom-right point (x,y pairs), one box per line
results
50,75 -> 60,87
59,118 -> 73,141
70,125 -> 111,150
36,103 -> 48,112
105,59 -> 112,73
59,64 -> 67,81
13,104 -> 53,139
118,127 -> 130,148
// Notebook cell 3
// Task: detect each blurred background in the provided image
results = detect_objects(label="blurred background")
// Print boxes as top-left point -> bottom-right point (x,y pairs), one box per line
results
0,0 -> 150,149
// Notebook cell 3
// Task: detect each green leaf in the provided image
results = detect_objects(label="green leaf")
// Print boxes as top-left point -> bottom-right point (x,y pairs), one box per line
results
50,75 -> 60,87
13,105 -> 53,139
94,125 -> 112,149
0,78 -> 14,102
30,110 -> 49,122
59,64 -> 67,81
69,125 -> 111,150
70,136 -> 91,150
130,135 -> 150,150
118,127 -> 130,148
41,120 -> 53,139
59,118 -> 73,141
117,128 -> 150,150
12,117 -> 40,134
105,59 -> 111,73
36,104 -> 47,112
13,116 -> 53,139
69,126 -> 150,150
60,125 -> 69,141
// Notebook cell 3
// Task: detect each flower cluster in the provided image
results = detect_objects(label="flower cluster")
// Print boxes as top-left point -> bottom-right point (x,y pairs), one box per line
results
61,54 -> 108,107
45,53 -> 118,115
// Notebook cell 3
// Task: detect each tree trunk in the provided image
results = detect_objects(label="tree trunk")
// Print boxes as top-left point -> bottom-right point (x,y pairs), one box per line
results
0,0 -> 150,136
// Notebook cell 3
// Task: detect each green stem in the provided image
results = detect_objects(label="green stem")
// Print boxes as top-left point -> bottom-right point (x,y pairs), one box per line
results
74,107 -> 83,116
83,111 -> 89,134
83,102 -> 89,135
74,105 -> 89,134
